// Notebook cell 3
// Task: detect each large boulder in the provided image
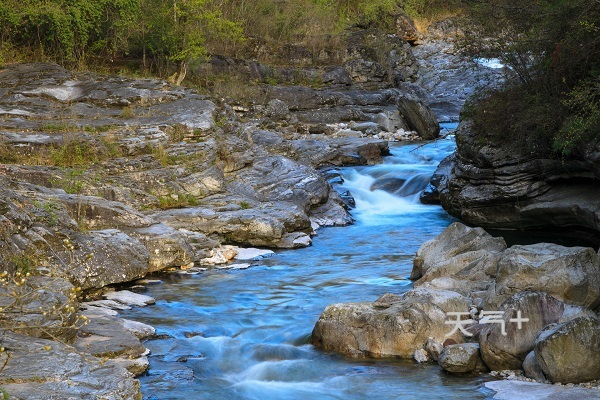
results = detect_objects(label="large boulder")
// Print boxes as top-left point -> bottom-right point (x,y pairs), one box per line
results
311,288 -> 470,358
479,292 -> 566,371
396,96 -> 440,139
485,243 -> 600,309
412,222 -> 506,295
534,316 -> 600,384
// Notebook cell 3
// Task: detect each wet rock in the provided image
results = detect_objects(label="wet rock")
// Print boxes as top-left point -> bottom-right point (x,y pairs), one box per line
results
438,343 -> 487,373
0,331 -> 142,400
479,292 -> 565,371
311,288 -> 470,358
414,348 -> 430,363
232,247 -> 275,261
534,316 -> 600,384
485,243 -> 600,310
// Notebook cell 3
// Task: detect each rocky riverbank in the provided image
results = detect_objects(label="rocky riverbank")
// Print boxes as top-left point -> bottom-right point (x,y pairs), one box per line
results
0,18 -> 513,398
0,20 -> 477,396
312,222 -> 600,396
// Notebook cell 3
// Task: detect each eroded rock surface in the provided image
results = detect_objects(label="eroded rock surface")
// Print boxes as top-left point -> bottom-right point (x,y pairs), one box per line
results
433,120 -> 600,236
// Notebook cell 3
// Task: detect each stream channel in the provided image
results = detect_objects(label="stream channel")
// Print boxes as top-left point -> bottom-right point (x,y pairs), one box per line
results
123,126 -> 498,399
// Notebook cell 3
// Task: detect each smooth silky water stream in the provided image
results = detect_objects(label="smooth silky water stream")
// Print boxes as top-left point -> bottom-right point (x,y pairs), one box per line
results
123,130 -> 497,399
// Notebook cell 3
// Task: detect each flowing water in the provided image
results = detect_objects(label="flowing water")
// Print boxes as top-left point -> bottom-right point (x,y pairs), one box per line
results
123,132 -> 497,399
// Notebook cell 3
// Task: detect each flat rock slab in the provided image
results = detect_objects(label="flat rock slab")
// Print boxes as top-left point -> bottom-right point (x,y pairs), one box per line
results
104,290 -> 155,307
0,332 -> 141,400
74,311 -> 147,359
233,247 -> 275,261
485,380 -> 600,400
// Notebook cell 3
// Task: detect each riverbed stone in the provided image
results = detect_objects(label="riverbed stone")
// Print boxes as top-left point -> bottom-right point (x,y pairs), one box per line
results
0,332 -> 142,400
438,343 -> 487,373
485,243 -> 600,310
412,222 -> 506,296
479,292 -> 565,371
523,350 -> 547,383
312,288 -> 470,358
534,316 -> 600,384
104,290 -> 155,307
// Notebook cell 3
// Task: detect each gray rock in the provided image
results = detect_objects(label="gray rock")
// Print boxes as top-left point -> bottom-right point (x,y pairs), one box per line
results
312,288 -> 470,358
438,343 -> 487,373
0,331 -> 142,400
67,229 -> 151,290
265,99 -> 290,120
534,316 -> 600,384
523,350 -> 547,383
486,243 -> 600,310
0,276 -> 77,341
436,120 -> 600,235
485,380 -> 600,400
479,292 -> 565,371
425,337 -> 443,361
104,290 -> 155,307
412,222 -> 506,296
396,95 -> 440,139
128,223 -> 196,272
414,348 -> 430,363
73,310 -> 147,360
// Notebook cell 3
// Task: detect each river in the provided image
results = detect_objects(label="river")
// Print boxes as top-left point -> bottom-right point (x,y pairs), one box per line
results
123,130 -> 497,399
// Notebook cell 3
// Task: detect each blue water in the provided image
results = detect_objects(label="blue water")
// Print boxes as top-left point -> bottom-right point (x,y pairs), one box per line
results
123,135 -> 496,399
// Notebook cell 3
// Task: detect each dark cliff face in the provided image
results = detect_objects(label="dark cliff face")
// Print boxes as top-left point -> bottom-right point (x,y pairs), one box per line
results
436,121 -> 600,234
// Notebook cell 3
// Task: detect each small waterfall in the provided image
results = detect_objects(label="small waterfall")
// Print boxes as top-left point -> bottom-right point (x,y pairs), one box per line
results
341,136 -> 456,224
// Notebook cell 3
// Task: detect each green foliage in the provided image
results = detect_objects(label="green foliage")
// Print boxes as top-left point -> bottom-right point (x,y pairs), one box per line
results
50,138 -> 96,167
460,0 -> 600,157
50,168 -> 87,194
554,77 -> 600,155
0,0 -> 460,73
34,200 -> 62,227
6,254 -> 36,275
0,0 -> 140,66
156,192 -> 199,209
